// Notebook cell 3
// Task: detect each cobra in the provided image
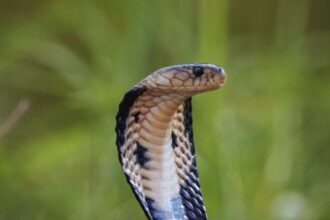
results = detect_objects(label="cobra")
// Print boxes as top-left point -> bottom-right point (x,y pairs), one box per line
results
115,64 -> 227,220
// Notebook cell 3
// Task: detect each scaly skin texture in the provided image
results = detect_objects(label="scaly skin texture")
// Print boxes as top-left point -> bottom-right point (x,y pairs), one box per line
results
116,64 -> 226,220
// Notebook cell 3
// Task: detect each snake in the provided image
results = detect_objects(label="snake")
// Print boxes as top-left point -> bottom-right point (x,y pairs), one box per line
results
115,64 -> 227,220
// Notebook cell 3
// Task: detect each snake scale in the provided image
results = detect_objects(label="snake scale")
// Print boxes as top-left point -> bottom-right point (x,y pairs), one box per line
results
116,64 -> 227,220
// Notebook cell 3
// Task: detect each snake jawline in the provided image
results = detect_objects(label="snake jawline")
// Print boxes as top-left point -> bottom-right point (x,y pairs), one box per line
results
116,86 -> 207,220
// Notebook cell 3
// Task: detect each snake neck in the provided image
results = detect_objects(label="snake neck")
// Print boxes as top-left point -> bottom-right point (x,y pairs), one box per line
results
117,64 -> 227,220
131,91 -> 187,218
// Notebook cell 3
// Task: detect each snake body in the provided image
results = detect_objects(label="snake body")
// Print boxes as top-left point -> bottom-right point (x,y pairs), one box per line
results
116,64 -> 226,220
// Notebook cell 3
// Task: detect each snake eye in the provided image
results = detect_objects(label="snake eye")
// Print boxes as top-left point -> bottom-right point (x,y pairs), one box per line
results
193,67 -> 204,77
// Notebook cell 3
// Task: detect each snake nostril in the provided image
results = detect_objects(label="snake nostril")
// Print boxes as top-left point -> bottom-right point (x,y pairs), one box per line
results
219,73 -> 227,85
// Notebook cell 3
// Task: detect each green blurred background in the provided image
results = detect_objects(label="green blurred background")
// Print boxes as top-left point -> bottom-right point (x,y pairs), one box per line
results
0,0 -> 329,219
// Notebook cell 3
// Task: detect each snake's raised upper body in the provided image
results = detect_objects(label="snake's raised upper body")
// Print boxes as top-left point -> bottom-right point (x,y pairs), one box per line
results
116,64 -> 227,220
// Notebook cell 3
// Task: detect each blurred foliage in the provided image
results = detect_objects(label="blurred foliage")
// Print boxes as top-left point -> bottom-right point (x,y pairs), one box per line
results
0,0 -> 329,219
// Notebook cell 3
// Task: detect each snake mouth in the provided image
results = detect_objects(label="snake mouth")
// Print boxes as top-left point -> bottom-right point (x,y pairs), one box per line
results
218,69 -> 227,86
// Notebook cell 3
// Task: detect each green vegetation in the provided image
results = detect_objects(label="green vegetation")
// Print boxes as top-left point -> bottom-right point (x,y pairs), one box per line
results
0,0 -> 329,219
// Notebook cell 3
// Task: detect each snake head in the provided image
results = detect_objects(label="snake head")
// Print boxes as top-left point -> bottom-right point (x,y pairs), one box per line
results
143,64 -> 226,95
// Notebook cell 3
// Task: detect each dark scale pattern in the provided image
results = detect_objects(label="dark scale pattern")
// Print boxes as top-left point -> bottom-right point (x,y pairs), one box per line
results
145,197 -> 185,220
115,86 -> 146,150
171,132 -> 179,148
179,98 -> 208,220
145,198 -> 166,220
183,98 -> 195,154
134,111 -> 141,122
135,142 -> 149,166
115,86 -> 153,219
